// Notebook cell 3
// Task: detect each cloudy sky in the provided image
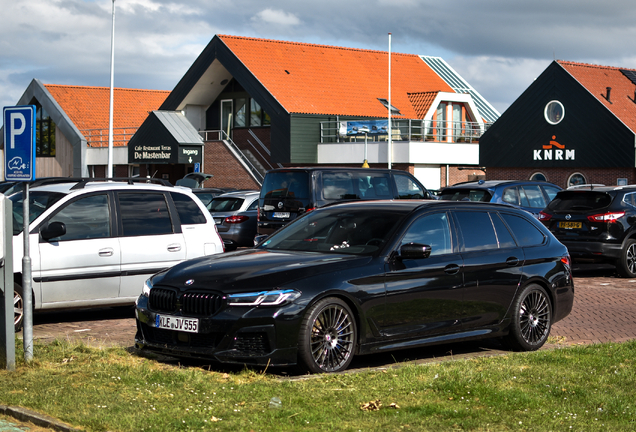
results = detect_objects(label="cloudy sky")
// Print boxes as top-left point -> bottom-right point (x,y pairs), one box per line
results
2,0 -> 636,125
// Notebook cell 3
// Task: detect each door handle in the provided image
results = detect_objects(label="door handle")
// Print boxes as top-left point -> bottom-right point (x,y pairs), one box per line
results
168,243 -> 182,252
506,257 -> 520,266
444,264 -> 461,275
98,248 -> 114,257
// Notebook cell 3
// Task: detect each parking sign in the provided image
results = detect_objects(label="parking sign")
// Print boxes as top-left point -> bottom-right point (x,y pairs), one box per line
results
4,106 -> 36,181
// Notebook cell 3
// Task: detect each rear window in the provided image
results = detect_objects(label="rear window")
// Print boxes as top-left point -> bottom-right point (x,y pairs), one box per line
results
547,191 -> 613,212
440,188 -> 492,202
209,197 -> 244,212
261,172 -> 309,199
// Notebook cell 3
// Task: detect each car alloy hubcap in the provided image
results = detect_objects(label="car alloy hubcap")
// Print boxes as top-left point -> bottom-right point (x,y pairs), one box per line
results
519,290 -> 550,345
627,244 -> 636,274
14,290 -> 23,326
310,305 -> 354,371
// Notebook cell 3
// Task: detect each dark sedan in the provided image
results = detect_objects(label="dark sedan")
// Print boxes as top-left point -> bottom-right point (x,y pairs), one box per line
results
135,200 -> 574,373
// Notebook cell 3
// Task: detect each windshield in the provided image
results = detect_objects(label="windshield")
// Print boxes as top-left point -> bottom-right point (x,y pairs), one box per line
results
9,191 -> 65,235
257,206 -> 407,255
261,172 -> 309,199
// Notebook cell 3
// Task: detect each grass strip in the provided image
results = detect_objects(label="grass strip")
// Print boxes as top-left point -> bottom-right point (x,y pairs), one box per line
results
0,338 -> 635,431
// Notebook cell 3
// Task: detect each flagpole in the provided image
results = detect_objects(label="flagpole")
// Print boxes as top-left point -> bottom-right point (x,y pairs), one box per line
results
107,0 -> 116,178
388,33 -> 392,170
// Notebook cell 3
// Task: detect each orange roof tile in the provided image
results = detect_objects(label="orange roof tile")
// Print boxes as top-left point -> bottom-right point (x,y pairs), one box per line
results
44,85 -> 169,146
558,60 -> 636,132
218,35 -> 453,118
408,91 -> 440,119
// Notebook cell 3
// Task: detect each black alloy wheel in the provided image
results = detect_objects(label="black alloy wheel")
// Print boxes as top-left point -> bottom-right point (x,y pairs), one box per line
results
298,297 -> 357,373
616,239 -> 636,278
503,284 -> 552,351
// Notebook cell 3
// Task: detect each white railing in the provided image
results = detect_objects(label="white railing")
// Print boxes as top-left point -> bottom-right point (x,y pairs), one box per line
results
320,119 -> 491,144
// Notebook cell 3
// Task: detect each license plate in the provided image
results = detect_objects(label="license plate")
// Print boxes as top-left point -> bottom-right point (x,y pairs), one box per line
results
155,314 -> 199,333
214,218 -> 224,225
273,212 -> 290,218
558,221 -> 582,229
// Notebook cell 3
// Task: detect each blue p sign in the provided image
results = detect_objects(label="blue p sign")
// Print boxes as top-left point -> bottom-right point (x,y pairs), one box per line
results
4,106 -> 36,181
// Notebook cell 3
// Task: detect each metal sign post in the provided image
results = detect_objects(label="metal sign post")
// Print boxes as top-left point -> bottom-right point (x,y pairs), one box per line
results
4,105 -> 36,363
0,195 -> 15,370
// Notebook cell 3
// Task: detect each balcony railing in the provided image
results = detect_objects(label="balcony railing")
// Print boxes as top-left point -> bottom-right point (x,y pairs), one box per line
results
320,119 -> 491,144
81,127 -> 138,147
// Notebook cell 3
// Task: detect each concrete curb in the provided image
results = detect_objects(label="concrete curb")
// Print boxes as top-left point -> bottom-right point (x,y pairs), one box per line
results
0,405 -> 80,432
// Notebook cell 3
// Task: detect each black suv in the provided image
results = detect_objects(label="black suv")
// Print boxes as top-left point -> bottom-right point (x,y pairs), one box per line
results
257,167 -> 432,235
539,185 -> 636,277
440,180 -> 561,217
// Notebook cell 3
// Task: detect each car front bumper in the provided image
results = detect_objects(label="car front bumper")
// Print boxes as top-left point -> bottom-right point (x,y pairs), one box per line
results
134,295 -> 303,367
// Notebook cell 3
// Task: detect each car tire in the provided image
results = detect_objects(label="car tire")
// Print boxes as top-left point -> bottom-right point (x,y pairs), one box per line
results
503,284 -> 552,351
14,283 -> 24,332
297,297 -> 357,373
616,239 -> 636,278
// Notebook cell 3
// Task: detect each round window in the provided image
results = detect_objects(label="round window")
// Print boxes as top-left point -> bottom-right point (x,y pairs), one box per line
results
530,172 -> 547,182
568,173 -> 586,188
544,101 -> 565,125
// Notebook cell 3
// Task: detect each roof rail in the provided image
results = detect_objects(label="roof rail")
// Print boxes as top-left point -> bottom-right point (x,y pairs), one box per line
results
69,177 -> 173,190
17,176 -> 172,190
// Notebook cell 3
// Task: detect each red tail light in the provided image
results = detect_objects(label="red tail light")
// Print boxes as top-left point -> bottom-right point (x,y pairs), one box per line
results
225,215 -> 249,224
538,211 -> 552,222
587,211 -> 625,223
561,254 -> 571,267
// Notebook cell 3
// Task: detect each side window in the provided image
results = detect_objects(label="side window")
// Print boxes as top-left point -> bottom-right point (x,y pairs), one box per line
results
490,213 -> 517,249
46,194 -> 110,241
521,185 -> 546,208
322,172 -> 359,200
454,211 -> 498,251
543,185 -> 560,203
400,213 -> 452,256
119,193 -> 173,237
501,213 -> 546,247
362,175 -> 392,198
502,187 -> 519,205
394,174 -> 426,199
247,199 -> 259,211
170,192 -> 207,225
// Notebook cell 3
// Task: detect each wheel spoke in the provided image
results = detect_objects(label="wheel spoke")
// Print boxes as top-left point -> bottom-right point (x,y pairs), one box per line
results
518,290 -> 550,345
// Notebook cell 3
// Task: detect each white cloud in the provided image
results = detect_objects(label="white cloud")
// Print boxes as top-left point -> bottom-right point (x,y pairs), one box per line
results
251,9 -> 301,26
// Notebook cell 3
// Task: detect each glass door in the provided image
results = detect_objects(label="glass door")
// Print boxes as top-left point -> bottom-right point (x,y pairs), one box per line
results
221,100 -> 233,139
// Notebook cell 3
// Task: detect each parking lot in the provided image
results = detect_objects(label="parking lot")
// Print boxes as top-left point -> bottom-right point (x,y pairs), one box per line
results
18,264 -> 636,372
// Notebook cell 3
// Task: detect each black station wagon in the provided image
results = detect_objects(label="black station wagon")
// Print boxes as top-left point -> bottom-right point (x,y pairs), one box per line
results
135,200 -> 574,373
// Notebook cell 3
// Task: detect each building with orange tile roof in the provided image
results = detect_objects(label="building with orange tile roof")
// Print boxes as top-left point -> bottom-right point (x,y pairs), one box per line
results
1,79 -> 169,178
131,35 -> 498,190
481,60 -> 636,188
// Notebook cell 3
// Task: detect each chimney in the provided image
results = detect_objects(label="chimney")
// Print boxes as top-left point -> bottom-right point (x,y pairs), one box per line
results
605,87 -> 612,102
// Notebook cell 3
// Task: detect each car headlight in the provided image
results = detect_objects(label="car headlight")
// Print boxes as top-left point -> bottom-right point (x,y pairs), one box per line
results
142,278 -> 153,298
227,289 -> 300,306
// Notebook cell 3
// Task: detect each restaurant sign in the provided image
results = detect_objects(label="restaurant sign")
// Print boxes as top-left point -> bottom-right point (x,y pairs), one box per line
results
130,143 -> 202,165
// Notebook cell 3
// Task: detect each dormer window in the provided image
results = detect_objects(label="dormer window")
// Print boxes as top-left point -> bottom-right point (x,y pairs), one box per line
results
377,98 -> 401,115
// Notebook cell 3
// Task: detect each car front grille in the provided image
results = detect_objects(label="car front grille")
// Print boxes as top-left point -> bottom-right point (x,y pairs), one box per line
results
149,287 -> 224,316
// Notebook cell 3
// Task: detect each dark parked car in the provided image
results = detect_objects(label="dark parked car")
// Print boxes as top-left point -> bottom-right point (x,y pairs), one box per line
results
209,190 -> 259,250
257,167 -> 432,236
135,200 -> 573,373
440,180 -> 561,217
539,185 -> 636,277
191,188 -> 237,210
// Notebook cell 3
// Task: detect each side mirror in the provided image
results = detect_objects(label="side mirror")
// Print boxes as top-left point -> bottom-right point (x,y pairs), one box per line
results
400,243 -> 431,260
254,234 -> 269,246
41,221 -> 66,241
